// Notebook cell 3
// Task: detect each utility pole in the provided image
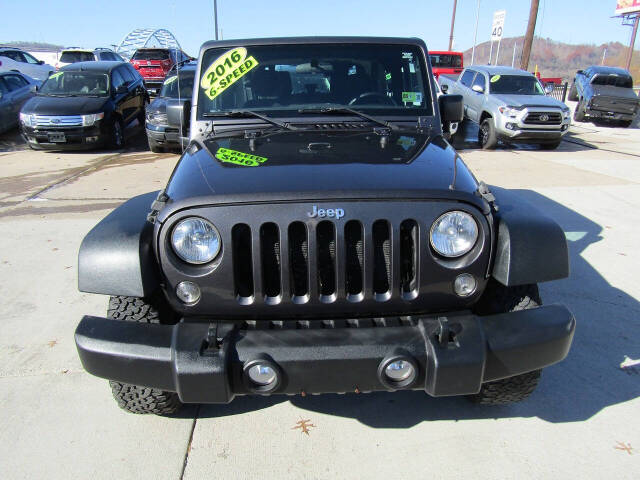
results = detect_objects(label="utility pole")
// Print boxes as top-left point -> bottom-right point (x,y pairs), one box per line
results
214,0 -> 219,40
520,0 -> 539,71
471,0 -> 481,64
625,14 -> 639,71
448,0 -> 458,51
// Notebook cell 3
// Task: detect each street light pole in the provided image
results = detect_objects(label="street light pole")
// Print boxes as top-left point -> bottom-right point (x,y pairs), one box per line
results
520,0 -> 539,71
625,14 -> 638,71
214,0 -> 219,40
471,0 -> 480,65
448,0 -> 458,51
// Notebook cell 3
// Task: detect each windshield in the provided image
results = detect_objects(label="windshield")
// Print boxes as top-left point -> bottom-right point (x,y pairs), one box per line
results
197,43 -> 432,118
160,71 -> 195,98
429,54 -> 462,68
39,71 -> 109,96
133,49 -> 170,61
60,51 -> 94,63
488,74 -> 544,95
591,74 -> 633,88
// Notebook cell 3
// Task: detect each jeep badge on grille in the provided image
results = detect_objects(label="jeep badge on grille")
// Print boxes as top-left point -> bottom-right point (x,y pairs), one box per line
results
307,205 -> 345,219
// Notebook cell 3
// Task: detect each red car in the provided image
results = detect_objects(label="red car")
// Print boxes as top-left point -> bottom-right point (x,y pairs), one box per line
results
130,48 -> 191,92
429,51 -> 464,79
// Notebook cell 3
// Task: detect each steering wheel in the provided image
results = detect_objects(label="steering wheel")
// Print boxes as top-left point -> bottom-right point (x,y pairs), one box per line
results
348,92 -> 396,106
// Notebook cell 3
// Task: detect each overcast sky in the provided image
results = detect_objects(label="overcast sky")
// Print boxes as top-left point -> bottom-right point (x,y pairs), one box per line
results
2,0 -> 636,56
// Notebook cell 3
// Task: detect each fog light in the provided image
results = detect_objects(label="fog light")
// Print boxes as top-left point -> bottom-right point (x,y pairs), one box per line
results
378,354 -> 418,389
176,281 -> 201,304
247,364 -> 277,386
454,273 -> 476,297
243,358 -> 281,392
385,360 -> 414,381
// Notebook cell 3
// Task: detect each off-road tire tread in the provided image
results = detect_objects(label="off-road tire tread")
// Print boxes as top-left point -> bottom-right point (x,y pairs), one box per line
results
469,369 -> 542,405
469,280 -> 543,405
107,295 -> 182,415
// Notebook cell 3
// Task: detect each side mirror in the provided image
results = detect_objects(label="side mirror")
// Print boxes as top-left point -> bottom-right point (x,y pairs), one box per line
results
37,60 -> 44,65
439,94 -> 464,124
544,83 -> 554,94
471,84 -> 484,93
29,84 -> 38,93
441,84 -> 449,93
166,98 -> 191,137
576,70 -> 583,75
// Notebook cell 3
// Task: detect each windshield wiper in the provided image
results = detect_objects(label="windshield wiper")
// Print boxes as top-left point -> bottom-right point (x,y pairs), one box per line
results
203,110 -> 298,130
298,106 -> 399,131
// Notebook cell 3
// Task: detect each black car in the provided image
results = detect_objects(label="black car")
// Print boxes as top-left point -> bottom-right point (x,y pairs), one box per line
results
19,61 -> 148,150
569,66 -> 639,127
145,62 -> 195,152
74,37 -> 575,415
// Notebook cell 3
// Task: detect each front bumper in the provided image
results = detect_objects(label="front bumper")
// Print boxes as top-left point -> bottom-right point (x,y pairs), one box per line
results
21,124 -> 108,150
494,108 -> 570,143
75,305 -> 575,403
146,123 -> 181,145
584,107 -> 635,121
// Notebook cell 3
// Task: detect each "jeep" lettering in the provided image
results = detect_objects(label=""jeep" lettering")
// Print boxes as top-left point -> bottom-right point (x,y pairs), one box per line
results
307,205 -> 345,219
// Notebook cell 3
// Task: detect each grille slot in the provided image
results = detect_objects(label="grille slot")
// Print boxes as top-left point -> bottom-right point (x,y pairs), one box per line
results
316,221 -> 337,301
288,222 -> 309,301
399,220 -> 419,299
372,220 -> 392,300
232,224 -> 254,302
523,112 -> 562,125
260,223 -> 281,301
344,220 -> 364,301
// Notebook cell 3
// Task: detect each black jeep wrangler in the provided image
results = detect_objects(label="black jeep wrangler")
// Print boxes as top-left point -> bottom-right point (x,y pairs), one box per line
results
75,37 -> 575,415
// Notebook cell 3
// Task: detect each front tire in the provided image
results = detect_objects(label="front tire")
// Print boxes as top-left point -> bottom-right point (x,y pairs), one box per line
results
148,137 -> 164,153
568,82 -> 578,102
573,99 -> 586,122
478,118 -> 498,150
109,117 -> 125,149
469,281 -> 543,404
107,295 -> 182,415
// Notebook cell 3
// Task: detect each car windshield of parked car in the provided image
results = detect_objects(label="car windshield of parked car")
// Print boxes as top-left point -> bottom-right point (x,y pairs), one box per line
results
160,71 -> 194,98
489,75 -> 544,95
591,74 -> 633,88
60,51 -> 95,63
39,71 -> 109,96
197,43 -> 433,117
430,54 -> 462,68
133,49 -> 170,61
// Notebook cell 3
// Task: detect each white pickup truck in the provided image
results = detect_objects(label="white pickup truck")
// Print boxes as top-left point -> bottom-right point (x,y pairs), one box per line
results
439,65 -> 571,150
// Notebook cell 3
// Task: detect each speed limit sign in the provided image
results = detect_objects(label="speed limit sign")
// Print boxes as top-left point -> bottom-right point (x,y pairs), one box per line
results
491,10 -> 506,41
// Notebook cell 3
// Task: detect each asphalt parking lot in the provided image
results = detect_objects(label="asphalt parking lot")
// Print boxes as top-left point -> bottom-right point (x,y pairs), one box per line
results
1,108 -> 639,479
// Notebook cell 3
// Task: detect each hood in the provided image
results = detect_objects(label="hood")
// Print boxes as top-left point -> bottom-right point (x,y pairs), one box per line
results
492,93 -> 566,109
161,130 -> 484,217
591,85 -> 640,101
21,95 -> 108,115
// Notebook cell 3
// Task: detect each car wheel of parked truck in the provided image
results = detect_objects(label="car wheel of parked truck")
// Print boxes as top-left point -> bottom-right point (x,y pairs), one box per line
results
568,82 -> 578,102
573,100 -> 586,122
479,118 -> 498,149
107,295 -> 183,415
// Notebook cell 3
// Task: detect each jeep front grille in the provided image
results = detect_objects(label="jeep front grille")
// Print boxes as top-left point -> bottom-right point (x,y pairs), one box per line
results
231,219 -> 420,304
523,112 -> 562,125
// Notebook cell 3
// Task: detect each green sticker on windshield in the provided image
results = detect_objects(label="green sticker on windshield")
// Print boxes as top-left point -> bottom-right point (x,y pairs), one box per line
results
490,75 -> 501,83
200,47 -> 259,100
215,147 -> 267,167
49,72 -> 63,80
402,91 -> 422,104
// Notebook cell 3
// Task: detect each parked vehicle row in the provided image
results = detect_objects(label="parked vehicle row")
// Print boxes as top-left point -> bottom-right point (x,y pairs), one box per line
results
0,72 -> 40,134
439,65 -> 571,149
569,65 -> 639,128
0,47 -> 56,81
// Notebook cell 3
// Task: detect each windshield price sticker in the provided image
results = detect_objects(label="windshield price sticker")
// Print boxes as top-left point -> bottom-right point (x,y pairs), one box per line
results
490,75 -> 501,83
201,47 -> 259,100
402,91 -> 422,104
215,147 -> 267,167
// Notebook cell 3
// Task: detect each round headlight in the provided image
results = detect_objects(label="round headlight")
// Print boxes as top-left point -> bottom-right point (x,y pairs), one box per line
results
430,211 -> 478,258
171,217 -> 221,264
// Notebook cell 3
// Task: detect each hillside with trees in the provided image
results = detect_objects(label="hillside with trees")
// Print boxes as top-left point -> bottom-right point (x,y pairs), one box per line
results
463,36 -> 640,83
